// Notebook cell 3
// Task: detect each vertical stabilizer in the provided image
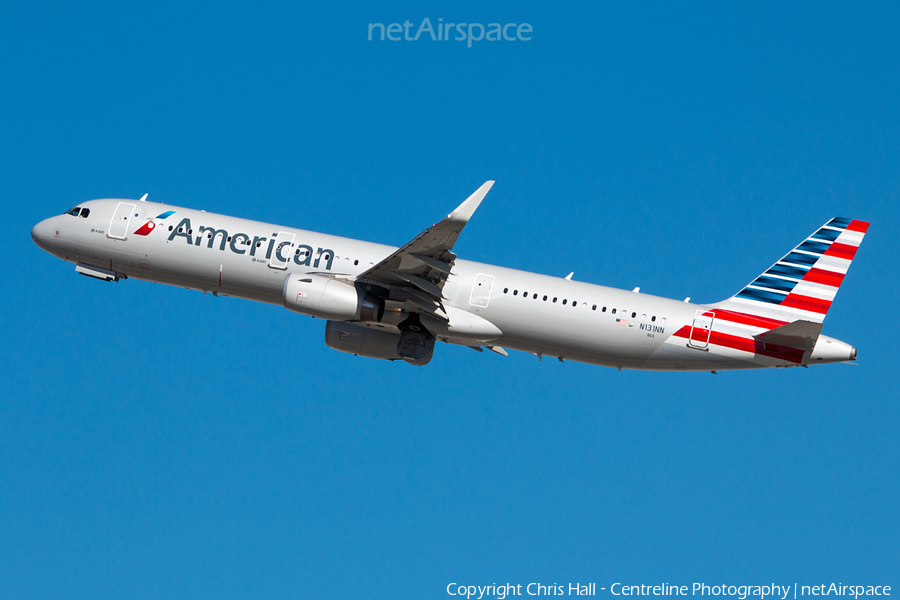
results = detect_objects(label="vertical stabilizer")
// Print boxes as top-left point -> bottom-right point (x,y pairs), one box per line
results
714,218 -> 869,324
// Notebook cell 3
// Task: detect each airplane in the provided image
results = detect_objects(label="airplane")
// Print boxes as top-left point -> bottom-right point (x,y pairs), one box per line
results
31,182 -> 868,371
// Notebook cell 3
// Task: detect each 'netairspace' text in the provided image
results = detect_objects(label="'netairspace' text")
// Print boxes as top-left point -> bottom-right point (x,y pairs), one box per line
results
368,19 -> 532,47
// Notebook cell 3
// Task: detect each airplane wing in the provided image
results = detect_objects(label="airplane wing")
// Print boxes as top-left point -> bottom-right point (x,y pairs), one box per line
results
355,181 -> 494,319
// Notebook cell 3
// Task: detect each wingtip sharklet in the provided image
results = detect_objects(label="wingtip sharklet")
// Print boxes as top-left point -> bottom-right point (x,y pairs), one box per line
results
447,180 -> 494,223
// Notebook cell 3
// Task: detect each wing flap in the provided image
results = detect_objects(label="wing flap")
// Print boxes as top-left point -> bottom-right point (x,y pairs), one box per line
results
410,253 -> 453,274
402,296 -> 449,320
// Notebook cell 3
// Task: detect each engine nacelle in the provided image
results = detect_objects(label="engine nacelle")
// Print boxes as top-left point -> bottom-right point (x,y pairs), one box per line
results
283,274 -> 384,322
325,321 -> 435,366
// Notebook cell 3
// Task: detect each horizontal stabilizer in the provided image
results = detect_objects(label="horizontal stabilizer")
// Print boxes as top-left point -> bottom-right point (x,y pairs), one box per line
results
754,320 -> 822,349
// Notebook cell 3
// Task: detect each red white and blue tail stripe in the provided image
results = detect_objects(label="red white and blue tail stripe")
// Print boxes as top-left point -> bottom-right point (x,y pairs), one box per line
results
714,217 -> 869,324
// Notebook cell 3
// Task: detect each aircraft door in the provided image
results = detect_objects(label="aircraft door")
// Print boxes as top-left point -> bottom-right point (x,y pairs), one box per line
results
108,202 -> 136,240
268,231 -> 296,270
469,273 -> 495,308
688,310 -> 715,349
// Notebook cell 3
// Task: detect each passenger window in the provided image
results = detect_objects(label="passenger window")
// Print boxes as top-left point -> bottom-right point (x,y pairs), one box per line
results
572,300 -> 577,307
227,236 -> 232,242
661,318 -> 667,325
612,308 -> 616,314
543,295 -> 547,301
354,260 -> 359,266
553,297 -> 557,303
169,226 -> 173,231
632,312 -> 636,318
602,307 -> 607,312
533,293 -> 537,299
651,316 -> 656,322
592,305 -> 597,310
523,291 -> 527,297
80,208 -> 90,218
562,299 -> 567,305
513,290 -> 518,296
504,288 -> 508,294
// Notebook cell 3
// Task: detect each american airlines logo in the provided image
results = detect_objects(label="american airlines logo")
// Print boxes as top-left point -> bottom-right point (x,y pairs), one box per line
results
166,217 -> 337,270
134,210 -> 177,237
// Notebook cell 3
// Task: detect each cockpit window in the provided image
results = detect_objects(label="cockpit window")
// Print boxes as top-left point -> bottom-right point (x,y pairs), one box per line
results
66,207 -> 80,216
80,208 -> 90,218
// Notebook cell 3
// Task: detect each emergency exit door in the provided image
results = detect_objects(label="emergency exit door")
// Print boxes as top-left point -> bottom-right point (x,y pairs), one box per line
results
268,231 -> 296,270
469,273 -> 495,308
108,203 -> 136,240
688,310 -> 715,349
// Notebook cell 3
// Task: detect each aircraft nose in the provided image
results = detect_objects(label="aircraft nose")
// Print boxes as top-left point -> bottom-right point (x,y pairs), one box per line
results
31,218 -> 54,251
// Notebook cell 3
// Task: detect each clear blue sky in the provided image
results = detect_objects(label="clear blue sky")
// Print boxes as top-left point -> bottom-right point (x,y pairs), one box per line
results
2,2 -> 897,598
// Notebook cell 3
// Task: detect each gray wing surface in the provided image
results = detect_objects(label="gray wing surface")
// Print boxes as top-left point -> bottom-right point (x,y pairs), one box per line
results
355,181 -> 494,319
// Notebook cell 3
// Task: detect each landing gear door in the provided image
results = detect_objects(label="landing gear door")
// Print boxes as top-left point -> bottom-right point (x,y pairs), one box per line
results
688,310 -> 715,349
268,231 -> 296,270
469,273 -> 494,308
108,202 -> 136,240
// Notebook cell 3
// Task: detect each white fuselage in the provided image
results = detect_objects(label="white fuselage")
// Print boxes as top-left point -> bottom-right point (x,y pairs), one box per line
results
31,198 -> 856,371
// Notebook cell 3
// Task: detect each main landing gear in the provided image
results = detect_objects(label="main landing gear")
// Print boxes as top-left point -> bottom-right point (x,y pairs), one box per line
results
397,313 -> 435,366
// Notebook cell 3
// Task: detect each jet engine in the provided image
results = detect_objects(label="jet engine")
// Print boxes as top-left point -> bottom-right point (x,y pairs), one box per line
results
283,274 -> 384,322
325,321 -> 434,366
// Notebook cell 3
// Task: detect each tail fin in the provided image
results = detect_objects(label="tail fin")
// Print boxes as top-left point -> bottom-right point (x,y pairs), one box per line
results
714,217 -> 869,324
